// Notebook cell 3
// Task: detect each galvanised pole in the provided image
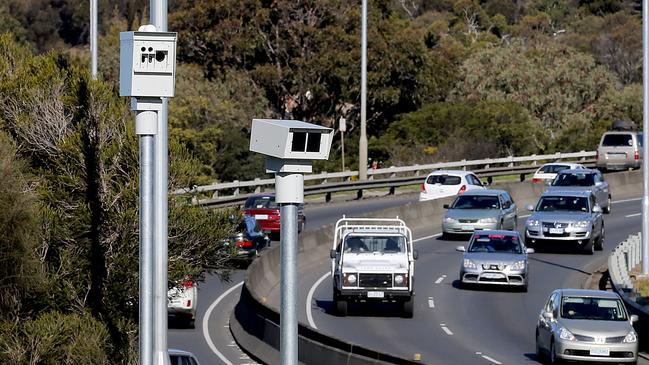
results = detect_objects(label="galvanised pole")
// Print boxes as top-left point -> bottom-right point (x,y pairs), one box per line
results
280,201 -> 298,365
90,0 -> 97,80
136,111 -> 156,365
642,0 -> 649,275
150,0 -> 170,363
358,0 -> 368,180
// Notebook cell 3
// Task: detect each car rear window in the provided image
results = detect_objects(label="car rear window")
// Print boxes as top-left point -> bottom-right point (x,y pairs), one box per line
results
541,165 -> 569,174
426,175 -> 461,185
244,196 -> 279,209
552,173 -> 595,187
451,195 -> 500,209
602,133 -> 633,146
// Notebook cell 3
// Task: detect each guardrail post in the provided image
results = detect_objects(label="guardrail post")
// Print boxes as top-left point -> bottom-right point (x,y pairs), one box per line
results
233,180 -> 240,196
211,190 -> 219,199
579,150 -> 586,161
326,192 -> 332,203
520,173 -> 525,182
487,176 -> 493,185
508,156 -> 514,168
531,154 -> 537,165
254,178 -> 261,194
389,186 -> 395,195
322,172 -> 328,184
357,189 -> 363,200
462,159 -> 467,170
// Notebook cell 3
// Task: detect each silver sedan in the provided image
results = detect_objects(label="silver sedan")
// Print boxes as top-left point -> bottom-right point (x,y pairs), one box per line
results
456,230 -> 533,291
536,289 -> 638,364
442,189 -> 517,238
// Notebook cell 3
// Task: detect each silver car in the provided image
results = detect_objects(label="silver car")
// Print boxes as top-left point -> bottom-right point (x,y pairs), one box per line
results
596,131 -> 643,171
536,289 -> 638,364
525,191 -> 604,254
442,189 -> 517,238
547,169 -> 611,214
456,230 -> 533,291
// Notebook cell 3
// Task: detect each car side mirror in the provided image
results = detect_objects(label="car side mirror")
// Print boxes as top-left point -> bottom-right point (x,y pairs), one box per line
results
526,248 -> 535,254
595,181 -> 604,187
526,204 -> 535,212
443,204 -> 450,209
503,202 -> 511,209
413,250 -> 419,260
330,249 -> 336,259
455,246 -> 466,252
593,205 -> 603,213
631,314 -> 639,323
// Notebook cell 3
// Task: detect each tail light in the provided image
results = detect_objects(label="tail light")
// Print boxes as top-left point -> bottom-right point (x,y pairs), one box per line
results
236,240 -> 253,248
458,185 -> 467,194
420,184 -> 425,192
182,280 -> 193,288
635,150 -> 639,160
532,178 -> 540,183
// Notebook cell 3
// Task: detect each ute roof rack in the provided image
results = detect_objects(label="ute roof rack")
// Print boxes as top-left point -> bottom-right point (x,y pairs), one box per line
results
333,215 -> 412,246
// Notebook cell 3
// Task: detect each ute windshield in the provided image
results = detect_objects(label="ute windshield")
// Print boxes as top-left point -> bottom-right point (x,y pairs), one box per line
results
561,296 -> 628,321
344,235 -> 406,254
452,195 -> 500,209
468,234 -> 522,254
536,196 -> 589,213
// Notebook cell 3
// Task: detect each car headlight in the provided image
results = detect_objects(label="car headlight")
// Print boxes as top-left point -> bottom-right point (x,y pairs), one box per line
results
444,216 -> 457,223
623,331 -> 638,343
343,273 -> 357,286
571,220 -> 590,228
559,327 -> 576,341
463,259 -> 477,269
510,260 -> 526,271
478,217 -> 498,224
394,274 -> 408,287
526,219 -> 540,227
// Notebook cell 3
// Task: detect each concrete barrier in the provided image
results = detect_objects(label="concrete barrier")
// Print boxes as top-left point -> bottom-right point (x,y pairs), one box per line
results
231,170 -> 642,364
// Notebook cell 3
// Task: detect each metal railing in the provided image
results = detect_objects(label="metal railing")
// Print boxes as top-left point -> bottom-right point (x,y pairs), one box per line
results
177,150 -> 596,208
609,233 -> 642,290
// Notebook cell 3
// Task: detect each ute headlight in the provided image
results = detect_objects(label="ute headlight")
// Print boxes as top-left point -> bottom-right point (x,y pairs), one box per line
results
572,220 -> 589,228
394,274 -> 408,287
559,327 -> 576,341
623,331 -> 638,343
478,217 -> 498,224
463,259 -> 477,269
444,216 -> 457,223
526,219 -> 540,227
510,260 -> 526,271
343,273 -> 357,286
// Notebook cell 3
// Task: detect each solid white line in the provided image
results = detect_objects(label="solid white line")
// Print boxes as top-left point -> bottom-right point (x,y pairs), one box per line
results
203,281 -> 244,365
435,275 -> 446,284
612,197 -> 641,204
481,355 -> 502,364
428,297 -> 435,308
307,272 -> 331,329
441,326 -> 453,335
520,214 -> 530,218
413,232 -> 442,243
626,213 -> 641,218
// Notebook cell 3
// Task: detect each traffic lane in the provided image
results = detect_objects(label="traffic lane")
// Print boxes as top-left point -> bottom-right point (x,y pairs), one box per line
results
168,270 -> 252,365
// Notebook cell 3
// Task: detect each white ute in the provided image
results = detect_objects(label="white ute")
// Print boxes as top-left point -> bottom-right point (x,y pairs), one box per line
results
330,217 -> 418,318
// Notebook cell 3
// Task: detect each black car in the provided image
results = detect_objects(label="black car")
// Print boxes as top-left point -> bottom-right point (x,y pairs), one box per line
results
225,215 -> 271,261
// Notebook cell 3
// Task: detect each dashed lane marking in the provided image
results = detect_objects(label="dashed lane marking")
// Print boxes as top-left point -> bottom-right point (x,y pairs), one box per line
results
428,297 -> 435,308
435,275 -> 446,284
626,213 -> 641,218
413,233 -> 442,243
481,355 -> 502,364
440,324 -> 453,336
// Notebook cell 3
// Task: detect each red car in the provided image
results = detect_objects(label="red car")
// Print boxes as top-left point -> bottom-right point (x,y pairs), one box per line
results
243,194 -> 306,236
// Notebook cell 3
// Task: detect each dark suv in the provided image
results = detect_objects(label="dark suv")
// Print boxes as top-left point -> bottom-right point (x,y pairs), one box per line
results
224,215 -> 270,262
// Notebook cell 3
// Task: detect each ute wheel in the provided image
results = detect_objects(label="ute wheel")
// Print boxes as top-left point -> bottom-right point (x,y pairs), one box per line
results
402,297 -> 414,318
335,299 -> 348,317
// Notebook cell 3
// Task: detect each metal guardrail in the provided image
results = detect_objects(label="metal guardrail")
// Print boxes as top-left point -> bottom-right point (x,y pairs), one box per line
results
609,233 -> 642,290
178,150 -> 596,208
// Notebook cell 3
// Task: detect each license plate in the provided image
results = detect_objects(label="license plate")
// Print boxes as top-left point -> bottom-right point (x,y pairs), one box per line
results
255,214 -> 268,220
367,291 -> 384,298
482,273 -> 504,279
461,225 -> 472,231
549,228 -> 563,234
589,348 -> 609,356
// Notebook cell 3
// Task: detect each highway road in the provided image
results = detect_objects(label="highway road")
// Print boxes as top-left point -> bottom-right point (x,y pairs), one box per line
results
170,193 -> 649,365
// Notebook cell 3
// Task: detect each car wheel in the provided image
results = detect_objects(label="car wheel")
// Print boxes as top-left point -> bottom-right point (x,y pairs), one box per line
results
604,196 -> 611,214
187,317 -> 195,329
402,297 -> 414,318
520,281 -> 528,293
535,332 -> 546,363
441,232 -> 451,240
549,339 -> 558,365
595,225 -> 605,251
582,239 -> 594,255
335,299 -> 348,317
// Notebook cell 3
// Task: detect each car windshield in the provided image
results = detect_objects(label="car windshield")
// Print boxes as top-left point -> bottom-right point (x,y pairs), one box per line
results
426,174 -> 461,185
468,234 -> 522,254
244,196 -> 278,209
602,134 -> 633,146
170,354 -> 199,365
541,164 -> 570,174
552,173 -> 595,187
343,235 -> 406,254
561,296 -> 627,321
536,196 -> 589,212
452,195 -> 500,209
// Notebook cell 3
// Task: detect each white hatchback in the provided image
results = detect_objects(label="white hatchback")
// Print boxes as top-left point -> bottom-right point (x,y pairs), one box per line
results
531,162 -> 585,184
419,170 -> 486,201
168,280 -> 197,328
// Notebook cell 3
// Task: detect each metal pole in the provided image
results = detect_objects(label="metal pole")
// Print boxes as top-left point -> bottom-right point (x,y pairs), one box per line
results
358,0 -> 368,180
280,202 -> 298,365
150,1 -> 170,364
643,0 -> 649,275
90,0 -> 97,80
137,110 -> 156,365
341,130 -> 345,171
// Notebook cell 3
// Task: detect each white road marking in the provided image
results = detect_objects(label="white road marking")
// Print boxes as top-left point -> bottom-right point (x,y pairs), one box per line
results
481,355 -> 502,364
203,281 -> 244,365
612,197 -> 641,204
413,232 -> 442,243
626,213 -> 641,218
435,275 -> 446,284
428,297 -> 435,308
306,272 -> 331,329
440,325 -> 453,336
520,214 -> 530,218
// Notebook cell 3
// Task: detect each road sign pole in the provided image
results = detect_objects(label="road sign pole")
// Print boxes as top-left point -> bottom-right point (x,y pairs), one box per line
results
90,0 -> 98,80
643,0 -> 649,275
358,0 -> 368,180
